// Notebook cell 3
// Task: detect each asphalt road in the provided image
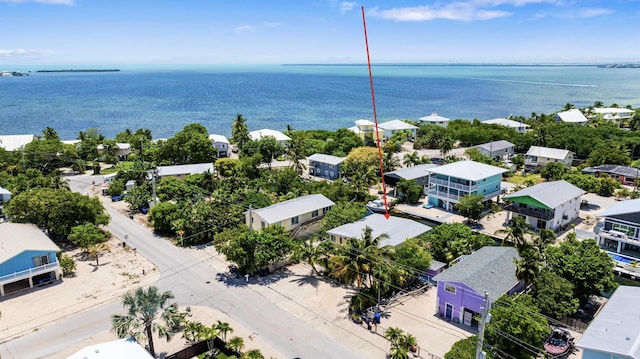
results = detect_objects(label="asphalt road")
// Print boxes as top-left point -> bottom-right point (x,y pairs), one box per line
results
0,174 -> 360,359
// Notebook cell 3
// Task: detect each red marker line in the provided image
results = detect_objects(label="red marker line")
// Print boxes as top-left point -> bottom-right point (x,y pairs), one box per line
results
362,6 -> 390,219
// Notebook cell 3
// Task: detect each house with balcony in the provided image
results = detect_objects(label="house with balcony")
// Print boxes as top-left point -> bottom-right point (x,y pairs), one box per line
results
0,223 -> 61,296
432,246 -> 521,325
555,109 -> 588,125
209,133 -> 230,158
595,198 -> 640,256
245,194 -> 334,236
418,113 -> 450,127
577,286 -> 640,359
156,162 -> 214,180
327,213 -> 432,247
307,153 -> 346,180
426,160 -> 507,211
348,119 -> 385,143
482,118 -> 530,133
503,180 -> 585,231
378,119 -> 418,141
592,107 -> 636,127
582,164 -> 639,186
383,164 -> 438,196
525,146 -> 574,173
473,140 -> 515,161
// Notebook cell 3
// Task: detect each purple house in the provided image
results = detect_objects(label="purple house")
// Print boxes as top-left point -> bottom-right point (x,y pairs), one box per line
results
432,246 -> 521,326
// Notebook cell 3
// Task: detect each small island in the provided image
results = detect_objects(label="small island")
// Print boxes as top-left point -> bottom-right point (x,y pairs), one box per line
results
35,69 -> 121,73
1,71 -> 29,77
597,63 -> 640,69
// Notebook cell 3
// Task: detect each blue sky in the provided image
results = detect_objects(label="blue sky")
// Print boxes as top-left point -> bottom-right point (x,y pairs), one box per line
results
1,0 -> 639,65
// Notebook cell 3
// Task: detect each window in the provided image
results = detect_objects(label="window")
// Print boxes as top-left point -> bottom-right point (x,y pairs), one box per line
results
312,210 -> 319,218
445,284 -> 456,294
261,221 -> 265,229
291,216 -> 299,225
330,235 -> 336,242
323,207 -> 330,214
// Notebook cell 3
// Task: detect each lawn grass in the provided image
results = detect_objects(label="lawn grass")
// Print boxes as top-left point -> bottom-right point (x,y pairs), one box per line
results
505,172 -> 543,186
100,161 -> 133,174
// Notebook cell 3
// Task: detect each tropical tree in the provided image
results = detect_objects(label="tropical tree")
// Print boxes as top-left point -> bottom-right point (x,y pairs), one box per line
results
87,242 -> 111,266
226,336 -> 245,353
215,320 -> 233,342
514,244 -> 542,287
495,216 -> 532,249
383,151 -> 400,173
439,136 -> 454,157
403,151 -> 420,167
231,114 -> 251,151
540,162 -> 569,181
111,287 -> 185,358
285,129 -> 308,175
531,269 -> 579,318
455,194 -> 485,223
445,336 -> 477,359
241,349 -> 265,359
67,223 -> 110,250
533,228 -> 556,255
291,236 -> 332,274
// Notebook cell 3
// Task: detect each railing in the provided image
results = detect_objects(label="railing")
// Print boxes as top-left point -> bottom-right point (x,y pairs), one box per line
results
598,230 -> 640,244
0,262 -> 59,285
429,178 -> 478,192
504,204 -> 554,220
427,189 -> 461,201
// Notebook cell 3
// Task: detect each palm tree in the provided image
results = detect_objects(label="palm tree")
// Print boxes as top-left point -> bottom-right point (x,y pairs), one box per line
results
495,216 -> 532,250
111,287 -> 185,358
291,236 -> 326,275
226,336 -> 245,353
88,242 -> 110,266
383,151 -> 400,173
49,170 -> 70,190
514,245 -> 542,287
533,228 -> 556,255
285,131 -> 307,175
384,326 -> 405,346
241,349 -> 265,359
439,136 -> 454,158
403,151 -> 420,167
388,345 -> 409,359
182,320 -> 205,344
215,320 -> 233,342
231,114 -> 251,151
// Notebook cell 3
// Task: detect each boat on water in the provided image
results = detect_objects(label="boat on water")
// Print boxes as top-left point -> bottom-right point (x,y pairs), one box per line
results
366,199 -> 392,213
543,327 -> 574,356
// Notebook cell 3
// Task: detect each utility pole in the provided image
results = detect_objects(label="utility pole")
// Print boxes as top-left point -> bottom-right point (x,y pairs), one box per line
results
151,169 -> 157,207
476,291 -> 490,359
248,204 -> 253,235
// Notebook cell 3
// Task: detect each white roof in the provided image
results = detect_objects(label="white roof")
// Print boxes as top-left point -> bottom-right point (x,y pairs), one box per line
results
483,118 -> 530,129
355,119 -> 375,126
504,180 -> 585,209
327,214 -> 431,247
209,133 -> 230,144
475,140 -> 515,152
385,164 -> 439,180
556,109 -> 588,123
0,223 -> 61,263
157,162 -> 214,177
249,129 -> 291,142
0,186 -> 10,195
0,134 -> 37,151
378,120 -> 418,131
427,160 -> 507,181
67,337 -> 154,359
598,198 -> 640,218
251,194 -> 335,225
308,153 -> 346,166
97,143 -> 131,150
577,286 -> 640,358
418,113 -> 450,123
593,107 -> 635,115
526,146 -> 572,160
61,139 -> 81,145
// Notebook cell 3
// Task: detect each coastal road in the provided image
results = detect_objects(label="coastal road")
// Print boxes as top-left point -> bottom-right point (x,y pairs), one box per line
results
0,174 -> 360,359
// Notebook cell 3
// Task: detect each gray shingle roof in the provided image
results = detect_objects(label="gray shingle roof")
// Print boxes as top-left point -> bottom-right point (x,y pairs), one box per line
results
432,246 -> 520,302
526,146 -> 572,160
475,140 -> 515,152
385,164 -> 439,181
327,213 -> 432,247
252,194 -> 335,225
503,180 -> 585,209
427,160 -> 507,181
577,286 -> 640,358
308,153 -> 346,166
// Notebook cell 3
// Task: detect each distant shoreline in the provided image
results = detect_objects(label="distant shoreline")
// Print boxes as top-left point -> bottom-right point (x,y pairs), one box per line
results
35,69 -> 121,73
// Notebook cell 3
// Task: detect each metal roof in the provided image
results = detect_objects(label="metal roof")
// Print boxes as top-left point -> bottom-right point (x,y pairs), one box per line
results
252,194 -> 335,225
208,134 -> 230,144
379,120 -> 418,131
555,109 -> 588,123
593,107 -> 635,115
432,246 -> 520,302
0,223 -> 61,264
249,129 -> 291,142
0,134 -> 37,151
68,338 -> 154,359
326,213 -> 432,247
385,164 -> 439,180
526,146 -> 572,160
474,140 -> 515,153
418,113 -> 450,123
482,118 -> 530,129
503,180 -> 585,209
308,153 -> 346,166
157,162 -> 214,177
598,198 -> 640,218
427,160 -> 507,181
577,286 -> 640,358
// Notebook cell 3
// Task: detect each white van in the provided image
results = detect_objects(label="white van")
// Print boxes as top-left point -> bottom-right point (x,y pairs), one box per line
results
103,173 -> 117,183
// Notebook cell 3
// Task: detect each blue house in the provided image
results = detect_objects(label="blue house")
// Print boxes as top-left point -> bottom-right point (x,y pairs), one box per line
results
0,223 -> 61,296
308,153 -> 346,180
426,160 -> 507,211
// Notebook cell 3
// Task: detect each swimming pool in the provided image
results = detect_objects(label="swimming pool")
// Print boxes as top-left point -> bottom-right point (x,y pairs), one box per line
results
607,252 -> 638,265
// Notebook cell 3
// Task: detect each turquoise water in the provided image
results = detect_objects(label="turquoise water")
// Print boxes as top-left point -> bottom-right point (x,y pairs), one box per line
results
1,64 -> 640,139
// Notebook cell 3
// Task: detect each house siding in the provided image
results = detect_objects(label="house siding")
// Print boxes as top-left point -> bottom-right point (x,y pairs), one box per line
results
309,161 -> 341,180
246,206 -> 331,233
508,194 -> 582,231
582,349 -> 631,359
0,250 -> 57,277
428,173 -> 502,211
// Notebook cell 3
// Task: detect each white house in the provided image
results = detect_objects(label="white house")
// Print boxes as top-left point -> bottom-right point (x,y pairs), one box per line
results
592,107 -> 636,126
418,113 -> 450,127
249,129 -> 291,146
555,109 -> 588,125
473,140 -> 515,161
327,213 -> 432,247
525,146 -> 574,172
378,119 -> 418,140
68,337 -> 154,359
482,118 -> 530,133
97,143 -> 133,160
0,134 -> 38,151
156,162 -> 214,180
209,133 -> 230,158
245,194 -> 334,234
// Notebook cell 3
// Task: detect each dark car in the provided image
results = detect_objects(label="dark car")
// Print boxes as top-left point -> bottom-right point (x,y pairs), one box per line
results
111,195 -> 122,202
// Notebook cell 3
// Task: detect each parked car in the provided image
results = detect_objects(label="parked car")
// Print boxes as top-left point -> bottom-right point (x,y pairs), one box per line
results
111,195 -> 122,202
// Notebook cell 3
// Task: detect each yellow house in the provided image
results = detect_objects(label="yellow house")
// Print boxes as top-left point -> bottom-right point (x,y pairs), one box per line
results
245,194 -> 335,234
348,119 -> 385,143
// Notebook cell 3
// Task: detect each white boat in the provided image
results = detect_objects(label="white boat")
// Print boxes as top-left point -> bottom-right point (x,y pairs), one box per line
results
366,199 -> 391,213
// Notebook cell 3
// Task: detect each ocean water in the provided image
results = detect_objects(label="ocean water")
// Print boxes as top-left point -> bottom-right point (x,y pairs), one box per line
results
1,64 -> 640,140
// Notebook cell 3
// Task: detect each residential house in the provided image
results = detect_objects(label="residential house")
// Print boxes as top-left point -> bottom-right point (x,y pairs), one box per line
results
249,129 -> 291,146
555,109 -> 588,125
424,260 -> 447,284
524,146 -> 574,172
0,223 -> 61,296
383,164 -> 439,196
97,143 -> 132,161
482,118 -> 530,134
327,213 -> 432,247
503,180 -> 585,231
307,153 -> 346,180
418,113 -> 450,127
426,160 -> 507,211
473,140 -> 515,161
378,119 -> 418,141
582,164 -> 639,186
348,119 -> 385,143
0,186 -> 10,219
592,107 -> 636,126
209,134 -> 230,158
156,162 -> 214,180
596,198 -> 640,256
68,337 -> 154,359
245,194 -> 334,235
432,246 -> 521,325
577,286 -> 640,359
0,134 -> 38,151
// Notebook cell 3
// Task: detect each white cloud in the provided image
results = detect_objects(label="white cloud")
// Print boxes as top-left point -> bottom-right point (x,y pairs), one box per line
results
232,25 -> 255,35
263,21 -> 283,28
576,8 -> 613,18
0,0 -> 73,4
0,48 -> 52,59
340,1 -> 357,13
